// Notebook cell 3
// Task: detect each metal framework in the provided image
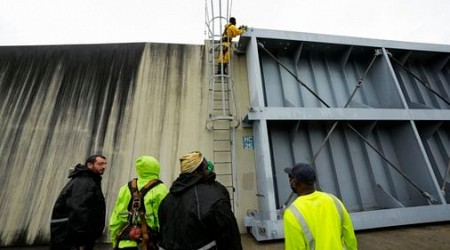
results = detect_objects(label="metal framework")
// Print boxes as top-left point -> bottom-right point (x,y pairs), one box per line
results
240,29 -> 450,241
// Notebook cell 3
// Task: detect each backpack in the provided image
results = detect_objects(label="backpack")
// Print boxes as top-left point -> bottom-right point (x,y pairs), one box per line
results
116,178 -> 162,250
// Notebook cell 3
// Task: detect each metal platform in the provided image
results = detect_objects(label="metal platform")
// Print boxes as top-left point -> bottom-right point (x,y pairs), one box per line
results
240,29 -> 450,241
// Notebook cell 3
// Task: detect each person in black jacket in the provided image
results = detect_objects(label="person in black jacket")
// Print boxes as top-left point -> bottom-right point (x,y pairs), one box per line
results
158,151 -> 242,250
50,155 -> 107,250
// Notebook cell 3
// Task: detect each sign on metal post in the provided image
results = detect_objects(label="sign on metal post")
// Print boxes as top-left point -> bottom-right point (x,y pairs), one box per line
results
243,136 -> 254,149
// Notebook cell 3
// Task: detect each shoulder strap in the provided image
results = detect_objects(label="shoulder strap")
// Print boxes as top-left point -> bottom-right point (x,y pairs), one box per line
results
127,178 -> 139,207
222,24 -> 231,42
128,178 -> 138,194
140,179 -> 162,197
127,179 -> 162,212
222,24 -> 229,37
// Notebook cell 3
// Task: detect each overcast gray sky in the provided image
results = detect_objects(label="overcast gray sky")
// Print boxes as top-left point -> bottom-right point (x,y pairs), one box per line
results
1,0 -> 450,46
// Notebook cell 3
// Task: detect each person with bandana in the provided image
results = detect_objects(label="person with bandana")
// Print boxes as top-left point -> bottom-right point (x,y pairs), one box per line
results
158,151 -> 242,250
283,163 -> 357,250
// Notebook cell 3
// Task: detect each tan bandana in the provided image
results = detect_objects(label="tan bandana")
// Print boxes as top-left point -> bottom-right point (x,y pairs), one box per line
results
180,151 -> 204,173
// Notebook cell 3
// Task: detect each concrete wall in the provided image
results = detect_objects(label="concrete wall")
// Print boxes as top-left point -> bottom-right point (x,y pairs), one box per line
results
0,43 -> 257,246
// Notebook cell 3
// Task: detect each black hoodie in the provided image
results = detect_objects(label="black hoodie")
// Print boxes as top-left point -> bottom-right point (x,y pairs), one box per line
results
158,172 -> 242,250
50,164 -> 106,249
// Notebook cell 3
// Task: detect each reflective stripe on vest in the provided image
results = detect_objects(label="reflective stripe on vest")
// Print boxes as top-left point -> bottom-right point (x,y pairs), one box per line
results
288,193 -> 344,250
289,205 -> 315,249
50,217 -> 69,223
329,194 -> 344,226
197,241 -> 216,250
158,240 -> 216,250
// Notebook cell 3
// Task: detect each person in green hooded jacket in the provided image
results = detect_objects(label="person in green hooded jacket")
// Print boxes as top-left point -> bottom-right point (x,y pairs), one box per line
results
109,156 -> 169,249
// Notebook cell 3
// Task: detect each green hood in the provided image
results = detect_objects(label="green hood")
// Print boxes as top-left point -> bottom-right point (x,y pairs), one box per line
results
136,156 -> 160,187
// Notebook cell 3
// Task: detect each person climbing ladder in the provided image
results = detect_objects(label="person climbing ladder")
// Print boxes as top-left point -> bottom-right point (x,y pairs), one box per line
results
217,17 -> 247,75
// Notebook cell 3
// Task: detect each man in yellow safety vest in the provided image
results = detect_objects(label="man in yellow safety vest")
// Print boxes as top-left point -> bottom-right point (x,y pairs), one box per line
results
283,163 -> 357,250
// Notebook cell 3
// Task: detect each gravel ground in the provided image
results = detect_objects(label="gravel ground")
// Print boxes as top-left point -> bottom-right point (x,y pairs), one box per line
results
2,223 -> 450,250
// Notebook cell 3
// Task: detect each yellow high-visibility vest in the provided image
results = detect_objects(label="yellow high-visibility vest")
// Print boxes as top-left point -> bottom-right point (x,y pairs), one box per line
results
283,191 -> 358,250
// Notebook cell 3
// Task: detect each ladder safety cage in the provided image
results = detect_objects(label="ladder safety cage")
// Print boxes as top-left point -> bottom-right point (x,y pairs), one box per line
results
205,0 -> 240,129
204,0 -> 240,211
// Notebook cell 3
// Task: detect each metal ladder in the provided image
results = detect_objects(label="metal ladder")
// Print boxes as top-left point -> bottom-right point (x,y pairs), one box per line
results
205,0 -> 240,209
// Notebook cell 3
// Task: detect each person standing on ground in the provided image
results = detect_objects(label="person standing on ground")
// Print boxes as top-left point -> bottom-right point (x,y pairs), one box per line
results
158,151 -> 242,250
283,163 -> 357,250
50,154 -> 107,250
217,17 -> 247,75
109,156 -> 169,250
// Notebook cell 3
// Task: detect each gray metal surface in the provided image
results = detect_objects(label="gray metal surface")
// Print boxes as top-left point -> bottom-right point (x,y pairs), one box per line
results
241,29 -> 450,241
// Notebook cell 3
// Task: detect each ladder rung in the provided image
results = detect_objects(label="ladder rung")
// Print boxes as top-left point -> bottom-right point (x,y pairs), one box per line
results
214,150 -> 231,153
213,140 -> 231,143
214,161 -> 232,164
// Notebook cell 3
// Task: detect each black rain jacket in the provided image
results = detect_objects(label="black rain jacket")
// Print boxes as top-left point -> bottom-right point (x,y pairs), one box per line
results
50,164 -> 106,249
158,172 -> 242,250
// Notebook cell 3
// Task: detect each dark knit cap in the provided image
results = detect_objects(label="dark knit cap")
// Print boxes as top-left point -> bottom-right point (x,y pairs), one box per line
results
284,163 -> 316,183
